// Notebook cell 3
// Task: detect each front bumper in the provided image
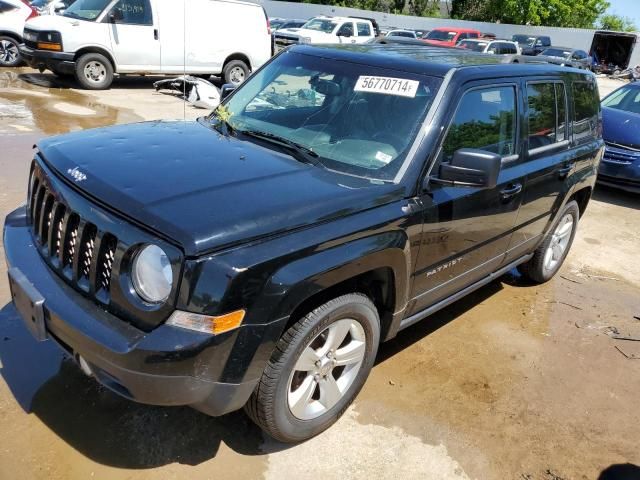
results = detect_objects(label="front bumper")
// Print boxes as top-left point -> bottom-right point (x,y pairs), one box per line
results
19,44 -> 75,74
4,207 -> 285,415
598,147 -> 640,194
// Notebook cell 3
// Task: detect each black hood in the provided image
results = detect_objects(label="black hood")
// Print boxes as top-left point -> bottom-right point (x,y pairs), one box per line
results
38,121 -> 405,256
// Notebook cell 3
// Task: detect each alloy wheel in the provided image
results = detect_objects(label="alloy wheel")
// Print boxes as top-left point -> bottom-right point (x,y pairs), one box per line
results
0,39 -> 18,65
544,213 -> 574,272
287,318 -> 366,420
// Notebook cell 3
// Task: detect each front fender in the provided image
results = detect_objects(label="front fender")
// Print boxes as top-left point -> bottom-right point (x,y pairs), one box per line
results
254,231 -> 411,331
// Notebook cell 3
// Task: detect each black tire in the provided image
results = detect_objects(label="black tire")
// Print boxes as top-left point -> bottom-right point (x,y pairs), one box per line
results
245,293 -> 380,443
518,201 -> 580,284
74,53 -> 114,90
222,59 -> 249,86
0,35 -> 21,67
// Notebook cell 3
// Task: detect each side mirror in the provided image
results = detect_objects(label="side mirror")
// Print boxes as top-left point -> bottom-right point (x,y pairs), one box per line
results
108,8 -> 124,23
220,83 -> 236,101
53,1 -> 65,11
339,29 -> 353,38
438,149 -> 501,188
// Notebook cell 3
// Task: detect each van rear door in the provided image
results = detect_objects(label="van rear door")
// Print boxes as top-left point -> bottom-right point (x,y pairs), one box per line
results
105,0 -> 160,72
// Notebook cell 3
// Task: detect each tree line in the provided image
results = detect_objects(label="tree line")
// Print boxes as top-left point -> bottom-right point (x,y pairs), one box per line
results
284,0 -> 637,32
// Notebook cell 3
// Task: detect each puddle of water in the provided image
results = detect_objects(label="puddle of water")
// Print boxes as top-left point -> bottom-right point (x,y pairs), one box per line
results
0,69 -> 141,135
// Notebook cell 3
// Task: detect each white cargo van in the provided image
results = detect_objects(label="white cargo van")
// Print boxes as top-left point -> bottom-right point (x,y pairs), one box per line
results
20,0 -> 272,89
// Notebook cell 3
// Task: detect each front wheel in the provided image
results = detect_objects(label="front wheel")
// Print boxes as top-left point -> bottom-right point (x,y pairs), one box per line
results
518,200 -> 580,283
245,293 -> 380,443
75,53 -> 114,90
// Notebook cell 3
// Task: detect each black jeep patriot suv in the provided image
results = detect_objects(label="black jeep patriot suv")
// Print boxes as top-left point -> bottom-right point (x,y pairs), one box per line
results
4,45 -> 603,442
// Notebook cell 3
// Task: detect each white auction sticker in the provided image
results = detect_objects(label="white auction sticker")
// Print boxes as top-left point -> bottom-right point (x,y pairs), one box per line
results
354,76 -> 420,98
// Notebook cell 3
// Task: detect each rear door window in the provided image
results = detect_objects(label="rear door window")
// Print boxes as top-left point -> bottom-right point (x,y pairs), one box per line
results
527,82 -> 568,151
337,22 -> 354,37
441,85 -> 517,161
357,22 -> 371,37
502,43 -> 517,54
572,81 -> 599,143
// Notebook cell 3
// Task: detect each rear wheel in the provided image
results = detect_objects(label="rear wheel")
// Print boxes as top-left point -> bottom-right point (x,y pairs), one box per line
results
245,293 -> 380,443
222,59 -> 249,86
75,53 -> 114,90
0,36 -> 21,67
518,201 -> 580,283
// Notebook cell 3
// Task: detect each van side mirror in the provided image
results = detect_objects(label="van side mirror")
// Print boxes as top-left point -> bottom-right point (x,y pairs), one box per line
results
53,1 -> 65,11
438,149 -> 501,188
108,8 -> 124,23
220,83 -> 236,101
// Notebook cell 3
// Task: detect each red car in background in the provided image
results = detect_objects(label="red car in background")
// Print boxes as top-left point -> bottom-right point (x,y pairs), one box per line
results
423,27 -> 481,47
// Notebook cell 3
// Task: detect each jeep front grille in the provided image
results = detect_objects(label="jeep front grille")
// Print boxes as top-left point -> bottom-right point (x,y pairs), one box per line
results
28,169 -> 119,303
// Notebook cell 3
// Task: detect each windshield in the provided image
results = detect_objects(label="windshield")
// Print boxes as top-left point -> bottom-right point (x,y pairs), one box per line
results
602,86 -> 640,115
270,19 -> 286,30
214,51 -> 441,181
512,34 -> 531,44
458,40 -> 487,52
426,30 -> 456,41
63,0 -> 110,20
302,19 -> 338,33
542,48 -> 571,58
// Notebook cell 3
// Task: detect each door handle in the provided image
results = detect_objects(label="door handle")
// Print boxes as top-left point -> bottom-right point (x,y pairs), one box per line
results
500,183 -> 522,201
154,28 -> 159,40
558,163 -> 574,178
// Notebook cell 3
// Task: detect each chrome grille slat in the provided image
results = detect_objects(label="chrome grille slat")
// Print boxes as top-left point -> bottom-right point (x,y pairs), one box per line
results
96,234 -> 117,292
28,165 -> 119,303
79,224 -> 97,280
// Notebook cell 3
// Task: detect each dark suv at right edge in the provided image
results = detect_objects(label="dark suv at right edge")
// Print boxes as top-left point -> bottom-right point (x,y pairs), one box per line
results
4,45 -> 603,443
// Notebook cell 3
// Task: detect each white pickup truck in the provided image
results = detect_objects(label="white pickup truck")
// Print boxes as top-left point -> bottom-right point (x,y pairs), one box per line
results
274,16 -> 378,51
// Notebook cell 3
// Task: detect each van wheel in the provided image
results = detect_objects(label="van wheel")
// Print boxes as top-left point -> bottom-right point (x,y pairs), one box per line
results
518,201 -> 580,284
245,293 -> 380,443
75,53 -> 114,90
0,36 -> 21,67
223,60 -> 249,86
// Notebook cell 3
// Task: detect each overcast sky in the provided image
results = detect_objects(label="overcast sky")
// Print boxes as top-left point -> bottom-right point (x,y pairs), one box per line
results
607,0 -> 640,28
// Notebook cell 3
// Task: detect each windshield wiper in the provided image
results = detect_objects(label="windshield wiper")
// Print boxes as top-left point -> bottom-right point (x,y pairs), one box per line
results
237,129 -> 323,167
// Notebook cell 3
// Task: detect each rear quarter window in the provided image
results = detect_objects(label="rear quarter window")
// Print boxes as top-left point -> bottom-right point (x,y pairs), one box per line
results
572,81 -> 600,143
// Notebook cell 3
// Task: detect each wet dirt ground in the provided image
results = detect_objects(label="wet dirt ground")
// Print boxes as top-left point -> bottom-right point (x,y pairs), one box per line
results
0,68 -> 639,480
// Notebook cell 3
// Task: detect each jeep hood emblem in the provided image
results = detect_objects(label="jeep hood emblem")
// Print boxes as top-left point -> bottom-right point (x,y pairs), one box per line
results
67,167 -> 87,183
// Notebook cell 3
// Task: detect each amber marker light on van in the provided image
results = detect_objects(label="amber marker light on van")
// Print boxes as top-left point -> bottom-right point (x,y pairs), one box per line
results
37,42 -> 62,51
167,309 -> 246,335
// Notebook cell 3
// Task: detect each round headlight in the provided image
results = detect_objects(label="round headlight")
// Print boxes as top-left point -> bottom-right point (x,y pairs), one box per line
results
131,245 -> 173,303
